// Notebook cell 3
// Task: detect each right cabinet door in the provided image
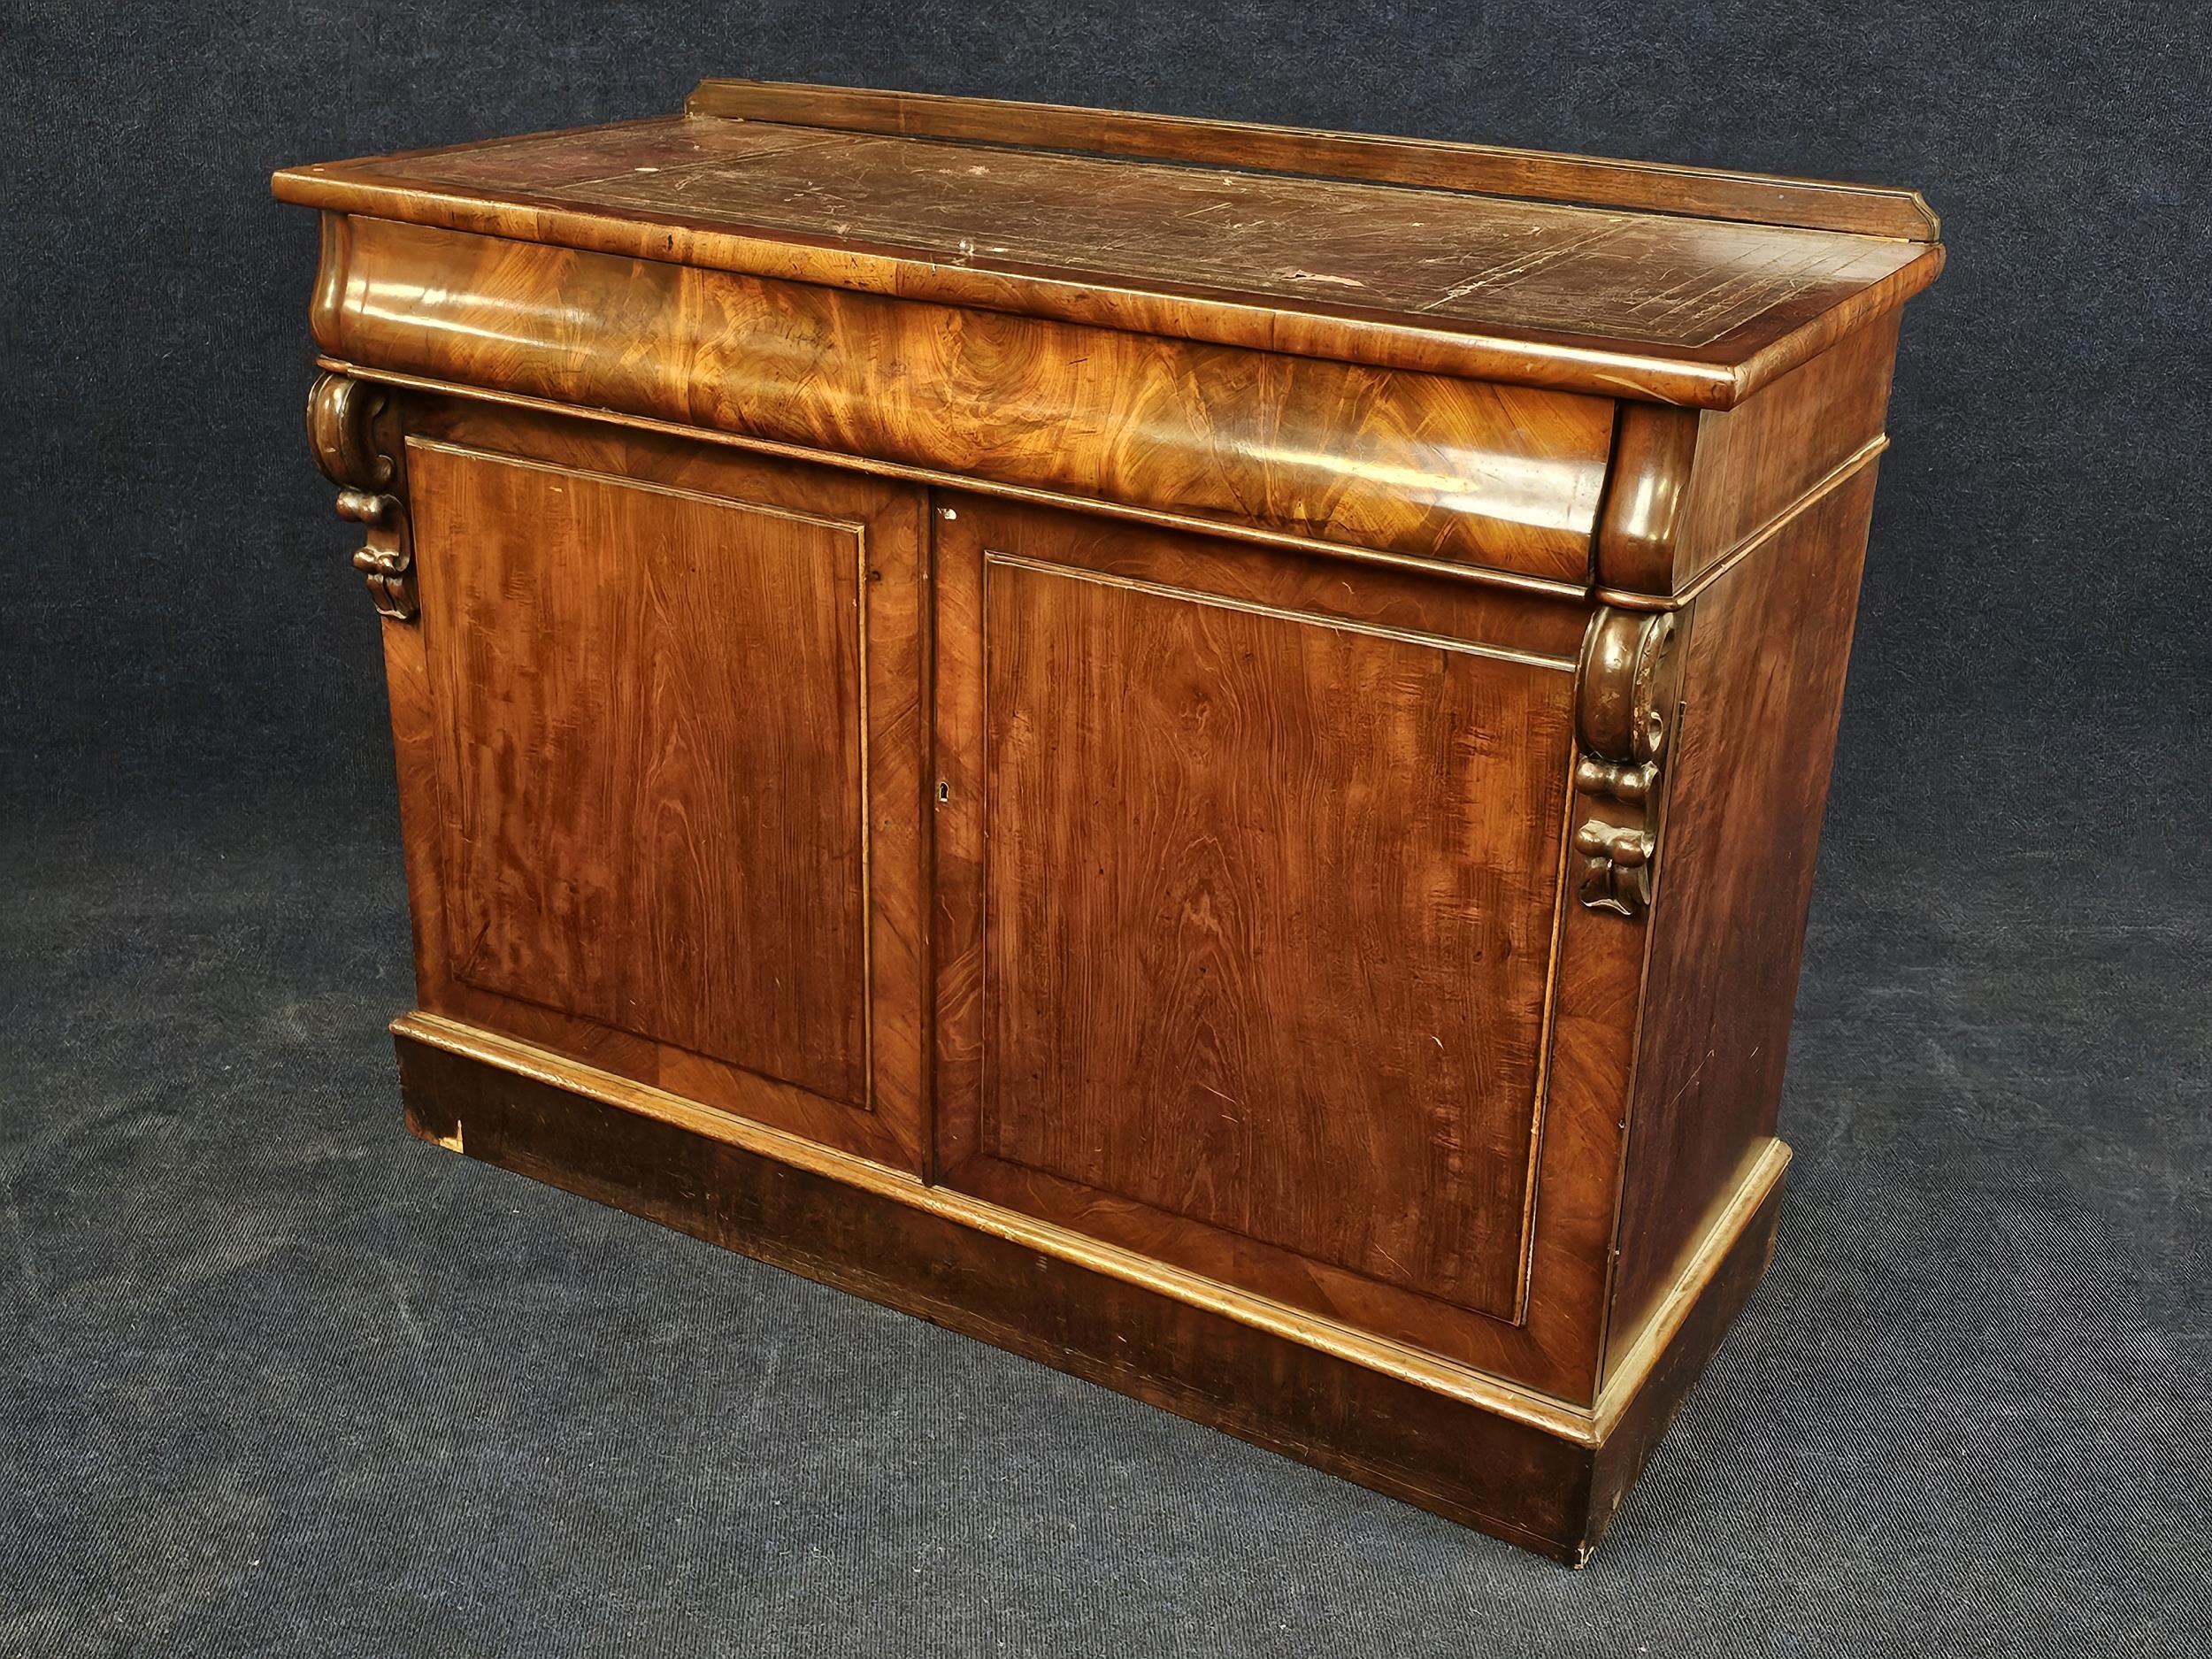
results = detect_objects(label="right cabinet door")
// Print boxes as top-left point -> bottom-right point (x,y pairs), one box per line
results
932,494 -> 1628,1397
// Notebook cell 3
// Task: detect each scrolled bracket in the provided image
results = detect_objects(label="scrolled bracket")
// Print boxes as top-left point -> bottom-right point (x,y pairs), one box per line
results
306,373 -> 415,620
1571,609 -> 1680,918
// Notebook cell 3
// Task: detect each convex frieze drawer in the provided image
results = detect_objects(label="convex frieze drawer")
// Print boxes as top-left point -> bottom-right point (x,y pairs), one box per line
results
275,78 -> 1942,1563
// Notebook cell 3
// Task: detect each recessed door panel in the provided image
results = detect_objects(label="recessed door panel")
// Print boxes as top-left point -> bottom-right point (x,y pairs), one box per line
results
393,402 -> 928,1168
933,495 -> 1584,1352
414,443 -> 867,1102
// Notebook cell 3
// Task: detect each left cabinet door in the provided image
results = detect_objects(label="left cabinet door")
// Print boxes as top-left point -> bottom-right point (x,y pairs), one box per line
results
382,394 -> 930,1171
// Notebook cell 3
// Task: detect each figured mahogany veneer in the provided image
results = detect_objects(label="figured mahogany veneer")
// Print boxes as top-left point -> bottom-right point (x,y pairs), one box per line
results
278,82 -> 1941,1563
308,214 -> 1615,581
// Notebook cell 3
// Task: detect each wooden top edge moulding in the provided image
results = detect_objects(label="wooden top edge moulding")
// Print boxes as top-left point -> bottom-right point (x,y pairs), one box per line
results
685,78 -> 1943,242
271,81 -> 1945,408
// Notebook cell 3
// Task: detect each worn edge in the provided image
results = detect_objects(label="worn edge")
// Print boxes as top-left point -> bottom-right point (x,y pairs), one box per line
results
267,164 -> 1929,409
682,78 -> 1942,242
1591,1137 -> 1791,1438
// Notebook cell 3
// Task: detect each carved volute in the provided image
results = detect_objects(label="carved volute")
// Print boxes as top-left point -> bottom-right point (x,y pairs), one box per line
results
306,373 -> 415,620
1571,608 -> 1681,917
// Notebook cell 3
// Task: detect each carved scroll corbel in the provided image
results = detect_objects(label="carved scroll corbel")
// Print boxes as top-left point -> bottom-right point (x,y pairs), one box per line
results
1571,608 -> 1679,917
306,373 -> 416,620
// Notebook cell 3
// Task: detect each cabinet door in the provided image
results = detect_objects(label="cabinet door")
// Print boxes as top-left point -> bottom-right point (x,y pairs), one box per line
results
932,495 -> 1623,1393
388,397 -> 929,1171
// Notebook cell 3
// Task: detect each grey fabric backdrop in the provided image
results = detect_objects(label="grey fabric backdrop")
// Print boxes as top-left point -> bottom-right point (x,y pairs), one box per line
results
3,4 -> 2207,1655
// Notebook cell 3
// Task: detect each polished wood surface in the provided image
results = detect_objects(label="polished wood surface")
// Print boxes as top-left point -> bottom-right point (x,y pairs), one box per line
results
410,441 -> 872,1107
1597,311 -> 1903,596
273,95 -> 1944,408
369,120 -> 1927,349
278,84 -> 1943,1560
314,356 -> 1624,600
304,373 -> 416,619
310,213 -> 1613,581
1603,469 -> 1884,1374
929,497 -> 1628,1399
685,78 -> 1941,242
390,396 -> 932,1170
975,520 -> 1568,1318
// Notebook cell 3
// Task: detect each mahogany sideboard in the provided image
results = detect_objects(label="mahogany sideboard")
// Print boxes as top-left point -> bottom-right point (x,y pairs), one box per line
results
273,80 -> 1942,1563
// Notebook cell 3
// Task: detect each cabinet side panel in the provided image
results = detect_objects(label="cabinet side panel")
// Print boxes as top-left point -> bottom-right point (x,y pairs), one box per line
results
1604,467 -> 1879,1374
1671,311 -> 1901,586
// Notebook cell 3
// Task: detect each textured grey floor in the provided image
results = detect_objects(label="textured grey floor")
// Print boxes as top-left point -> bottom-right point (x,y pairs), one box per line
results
4,706 -> 2206,1657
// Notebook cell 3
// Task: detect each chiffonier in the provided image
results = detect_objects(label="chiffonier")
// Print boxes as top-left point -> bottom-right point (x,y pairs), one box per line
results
273,80 -> 1942,1562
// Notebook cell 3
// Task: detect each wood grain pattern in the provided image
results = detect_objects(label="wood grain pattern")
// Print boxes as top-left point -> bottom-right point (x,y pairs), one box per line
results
376,488 -> 449,1009
273,101 -> 1945,407
391,394 -> 932,1170
945,501 -> 1594,660
410,441 -> 871,1105
310,213 -> 1613,580
1596,311 -> 1902,596
931,495 -> 1635,1400
1603,466 -> 1882,1377
979,554 -> 1571,1318
685,78 -> 1942,242
319,356 -> 1617,602
1665,312 -> 1903,586
480,123 -> 1926,351
282,87 -> 1944,1556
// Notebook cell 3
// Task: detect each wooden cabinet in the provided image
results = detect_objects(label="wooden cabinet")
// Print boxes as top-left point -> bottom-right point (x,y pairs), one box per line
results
277,80 -> 1942,1561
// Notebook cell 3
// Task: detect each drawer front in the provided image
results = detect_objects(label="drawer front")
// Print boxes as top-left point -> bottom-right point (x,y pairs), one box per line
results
386,396 -> 931,1171
931,495 -> 1635,1399
314,214 -> 1615,583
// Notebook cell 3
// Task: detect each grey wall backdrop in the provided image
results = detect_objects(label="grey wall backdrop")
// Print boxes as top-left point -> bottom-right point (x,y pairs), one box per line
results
4,4 -> 2206,1655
